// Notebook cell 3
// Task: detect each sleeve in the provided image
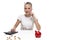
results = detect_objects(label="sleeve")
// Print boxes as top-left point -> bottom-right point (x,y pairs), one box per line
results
32,17 -> 34,23
32,16 -> 38,23
17,15 -> 22,21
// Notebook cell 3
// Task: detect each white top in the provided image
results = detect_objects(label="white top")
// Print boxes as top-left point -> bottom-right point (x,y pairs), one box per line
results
17,15 -> 34,30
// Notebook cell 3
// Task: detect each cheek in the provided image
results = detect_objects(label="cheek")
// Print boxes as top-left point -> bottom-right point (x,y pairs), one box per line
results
29,9 -> 32,11
24,9 -> 26,12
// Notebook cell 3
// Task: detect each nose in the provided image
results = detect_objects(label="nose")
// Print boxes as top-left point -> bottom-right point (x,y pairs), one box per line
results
25,9 -> 29,12
26,8 -> 30,10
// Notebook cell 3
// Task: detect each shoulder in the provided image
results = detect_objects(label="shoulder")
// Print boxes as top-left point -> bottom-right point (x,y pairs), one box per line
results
18,14 -> 24,18
17,14 -> 24,20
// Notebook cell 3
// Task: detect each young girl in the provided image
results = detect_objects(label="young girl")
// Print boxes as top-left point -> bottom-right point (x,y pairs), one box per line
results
11,2 -> 41,32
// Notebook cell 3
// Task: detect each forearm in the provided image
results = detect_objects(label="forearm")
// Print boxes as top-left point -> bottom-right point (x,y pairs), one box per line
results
13,23 -> 18,30
13,19 -> 21,30
31,13 -> 41,30
34,19 -> 41,30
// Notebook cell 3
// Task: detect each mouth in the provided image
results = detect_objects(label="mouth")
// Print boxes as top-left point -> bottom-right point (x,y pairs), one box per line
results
25,11 -> 29,13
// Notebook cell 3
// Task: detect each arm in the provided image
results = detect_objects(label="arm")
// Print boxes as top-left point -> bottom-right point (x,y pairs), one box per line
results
34,19 -> 41,30
11,19 -> 21,31
32,15 -> 41,30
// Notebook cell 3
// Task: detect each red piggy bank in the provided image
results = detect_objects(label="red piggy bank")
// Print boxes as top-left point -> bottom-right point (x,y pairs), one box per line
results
35,30 -> 41,38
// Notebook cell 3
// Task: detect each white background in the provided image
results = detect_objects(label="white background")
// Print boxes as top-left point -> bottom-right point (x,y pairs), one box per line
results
0,0 -> 60,40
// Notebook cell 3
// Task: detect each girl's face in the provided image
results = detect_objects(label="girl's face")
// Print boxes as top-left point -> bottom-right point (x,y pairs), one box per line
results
24,4 -> 32,15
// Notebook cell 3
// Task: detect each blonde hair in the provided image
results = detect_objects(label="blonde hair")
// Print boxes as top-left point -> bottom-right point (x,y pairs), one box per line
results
25,2 -> 32,7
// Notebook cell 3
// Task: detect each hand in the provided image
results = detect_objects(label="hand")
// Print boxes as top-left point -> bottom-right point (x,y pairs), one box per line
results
30,12 -> 38,21
30,12 -> 34,17
10,28 -> 15,32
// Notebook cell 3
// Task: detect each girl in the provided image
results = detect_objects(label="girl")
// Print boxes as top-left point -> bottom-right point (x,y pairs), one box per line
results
11,2 -> 41,33
10,2 -> 41,39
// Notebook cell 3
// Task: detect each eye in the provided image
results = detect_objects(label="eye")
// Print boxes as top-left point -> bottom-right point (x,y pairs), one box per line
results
28,8 -> 30,9
24,8 -> 27,9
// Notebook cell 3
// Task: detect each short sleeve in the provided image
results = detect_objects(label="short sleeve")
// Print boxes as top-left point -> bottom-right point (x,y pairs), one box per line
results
31,17 -> 34,23
17,15 -> 22,21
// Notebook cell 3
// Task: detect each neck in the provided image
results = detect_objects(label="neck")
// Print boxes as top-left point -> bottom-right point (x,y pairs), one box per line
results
25,14 -> 31,17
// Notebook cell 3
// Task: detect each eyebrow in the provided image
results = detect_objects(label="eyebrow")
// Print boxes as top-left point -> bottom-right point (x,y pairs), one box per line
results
25,8 -> 30,9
